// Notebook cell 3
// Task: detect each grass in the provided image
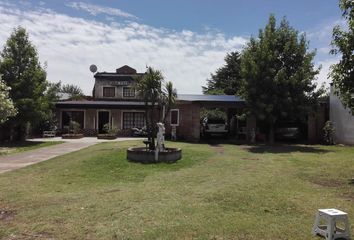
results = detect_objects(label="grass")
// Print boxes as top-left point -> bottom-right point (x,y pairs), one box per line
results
0,141 -> 353,239
0,141 -> 63,156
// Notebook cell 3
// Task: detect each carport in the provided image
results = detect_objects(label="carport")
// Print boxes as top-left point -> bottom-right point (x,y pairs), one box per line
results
165,94 -> 254,142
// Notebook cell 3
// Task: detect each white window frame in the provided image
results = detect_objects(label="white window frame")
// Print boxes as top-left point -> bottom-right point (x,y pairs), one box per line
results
121,110 -> 145,129
96,110 -> 111,131
170,109 -> 179,126
60,109 -> 86,129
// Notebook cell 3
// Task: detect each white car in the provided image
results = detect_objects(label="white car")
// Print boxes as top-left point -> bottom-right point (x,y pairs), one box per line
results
202,117 -> 228,136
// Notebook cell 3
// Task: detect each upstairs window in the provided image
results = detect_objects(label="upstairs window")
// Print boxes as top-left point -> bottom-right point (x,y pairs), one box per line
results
103,87 -> 115,98
123,87 -> 135,97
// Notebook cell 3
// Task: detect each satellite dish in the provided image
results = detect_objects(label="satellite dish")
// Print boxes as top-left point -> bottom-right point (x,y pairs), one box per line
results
89,64 -> 97,73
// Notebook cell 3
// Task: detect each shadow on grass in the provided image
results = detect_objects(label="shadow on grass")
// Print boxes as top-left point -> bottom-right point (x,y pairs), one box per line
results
245,144 -> 332,154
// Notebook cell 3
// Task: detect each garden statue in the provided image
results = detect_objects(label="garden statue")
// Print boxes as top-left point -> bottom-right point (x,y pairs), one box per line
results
155,122 -> 165,161
156,122 -> 165,151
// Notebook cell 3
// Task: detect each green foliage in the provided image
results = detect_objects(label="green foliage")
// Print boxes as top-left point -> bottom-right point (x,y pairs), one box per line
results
102,123 -> 118,135
203,51 -> 242,95
161,81 -> 177,123
0,27 -> 48,139
330,0 -> 354,114
60,83 -> 84,100
69,120 -> 81,134
323,120 -> 335,145
135,67 -> 177,149
102,123 -> 110,134
0,76 -> 17,124
108,127 -> 119,136
240,15 -> 322,142
200,108 -> 227,121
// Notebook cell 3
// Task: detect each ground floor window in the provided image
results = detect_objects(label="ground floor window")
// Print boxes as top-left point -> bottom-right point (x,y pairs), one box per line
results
123,112 -> 145,129
170,109 -> 179,126
61,111 -> 84,129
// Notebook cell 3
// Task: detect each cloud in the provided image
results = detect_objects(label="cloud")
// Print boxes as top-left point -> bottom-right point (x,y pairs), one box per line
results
305,19 -> 344,89
0,4 -> 247,94
316,58 -> 340,88
66,2 -> 138,20
0,2 -> 335,95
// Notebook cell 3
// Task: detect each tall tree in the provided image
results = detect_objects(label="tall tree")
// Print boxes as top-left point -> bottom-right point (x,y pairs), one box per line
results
161,81 -> 177,123
135,67 -> 164,149
0,27 -> 48,140
330,0 -> 354,113
240,15 -> 322,143
135,67 -> 176,149
203,51 -> 242,95
0,76 -> 17,124
60,83 -> 84,99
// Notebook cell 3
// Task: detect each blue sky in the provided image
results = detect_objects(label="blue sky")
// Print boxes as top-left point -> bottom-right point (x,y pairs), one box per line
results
0,0 -> 344,94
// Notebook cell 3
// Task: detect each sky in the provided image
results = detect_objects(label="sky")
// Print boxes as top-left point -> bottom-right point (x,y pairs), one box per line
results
0,0 -> 345,95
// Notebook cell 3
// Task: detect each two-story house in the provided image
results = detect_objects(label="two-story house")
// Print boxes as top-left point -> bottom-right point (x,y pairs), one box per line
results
57,65 -> 147,135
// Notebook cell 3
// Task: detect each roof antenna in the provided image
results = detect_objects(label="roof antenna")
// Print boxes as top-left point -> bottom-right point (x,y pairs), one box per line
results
89,64 -> 97,74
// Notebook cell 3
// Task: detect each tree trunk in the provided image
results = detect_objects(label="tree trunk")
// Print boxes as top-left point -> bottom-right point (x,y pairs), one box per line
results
269,123 -> 275,144
149,105 -> 156,150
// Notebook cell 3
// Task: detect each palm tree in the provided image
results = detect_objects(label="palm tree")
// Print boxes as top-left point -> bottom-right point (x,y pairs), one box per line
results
135,67 -> 177,150
135,67 -> 164,149
161,81 -> 177,123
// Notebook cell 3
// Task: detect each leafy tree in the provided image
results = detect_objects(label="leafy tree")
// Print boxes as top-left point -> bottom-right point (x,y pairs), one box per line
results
200,108 -> 226,121
39,81 -> 62,132
330,0 -> 354,113
0,76 -> 17,124
135,67 -> 177,150
203,51 -> 242,95
240,15 -> 322,143
60,83 -> 84,99
0,27 -> 48,140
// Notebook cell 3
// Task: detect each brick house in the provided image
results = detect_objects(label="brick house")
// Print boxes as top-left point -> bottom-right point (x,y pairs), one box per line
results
55,65 -> 327,142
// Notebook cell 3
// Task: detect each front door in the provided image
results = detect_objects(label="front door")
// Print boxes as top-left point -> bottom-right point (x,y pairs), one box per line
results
98,111 -> 110,134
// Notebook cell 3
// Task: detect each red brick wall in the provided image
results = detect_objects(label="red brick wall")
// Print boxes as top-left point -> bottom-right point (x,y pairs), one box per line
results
166,102 -> 201,142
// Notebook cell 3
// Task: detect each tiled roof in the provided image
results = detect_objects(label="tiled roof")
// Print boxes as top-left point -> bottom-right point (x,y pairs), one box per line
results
177,94 -> 244,102
56,94 -> 244,107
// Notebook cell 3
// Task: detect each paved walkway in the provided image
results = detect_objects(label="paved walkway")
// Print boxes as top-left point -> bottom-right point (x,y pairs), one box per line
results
0,142 -> 95,174
0,137 -> 145,174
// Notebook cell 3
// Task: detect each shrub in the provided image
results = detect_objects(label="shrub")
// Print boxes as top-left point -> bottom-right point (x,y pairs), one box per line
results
323,121 -> 335,145
102,123 -> 110,134
102,123 -> 119,136
108,127 -> 119,136
69,121 -> 81,134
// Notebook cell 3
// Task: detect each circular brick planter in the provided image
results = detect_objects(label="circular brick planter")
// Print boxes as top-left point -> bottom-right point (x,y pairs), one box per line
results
127,147 -> 182,163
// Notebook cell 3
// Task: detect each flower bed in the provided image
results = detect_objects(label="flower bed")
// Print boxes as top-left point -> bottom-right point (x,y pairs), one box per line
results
97,134 -> 117,140
62,134 -> 84,139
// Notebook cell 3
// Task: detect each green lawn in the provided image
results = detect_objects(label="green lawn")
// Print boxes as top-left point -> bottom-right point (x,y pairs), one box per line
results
0,141 -> 63,156
0,141 -> 353,239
